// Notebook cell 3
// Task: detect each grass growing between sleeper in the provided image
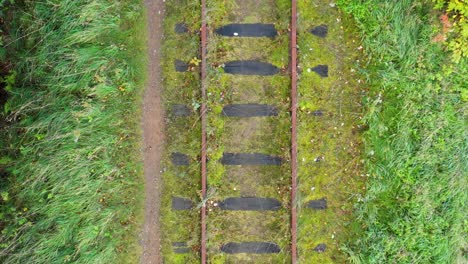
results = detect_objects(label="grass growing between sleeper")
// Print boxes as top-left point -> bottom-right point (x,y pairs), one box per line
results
296,0 -> 365,263
205,0 -> 292,262
159,0 -> 202,263
0,1 -> 146,263
337,0 -> 467,263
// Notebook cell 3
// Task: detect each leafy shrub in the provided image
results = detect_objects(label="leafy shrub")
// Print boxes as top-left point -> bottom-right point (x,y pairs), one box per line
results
432,0 -> 468,63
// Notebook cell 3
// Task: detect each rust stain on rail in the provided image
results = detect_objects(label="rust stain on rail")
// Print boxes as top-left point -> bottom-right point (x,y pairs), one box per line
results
200,0 -> 208,263
290,0 -> 298,263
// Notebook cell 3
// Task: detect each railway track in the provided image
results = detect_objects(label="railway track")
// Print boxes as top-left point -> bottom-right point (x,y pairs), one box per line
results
160,0 -> 359,263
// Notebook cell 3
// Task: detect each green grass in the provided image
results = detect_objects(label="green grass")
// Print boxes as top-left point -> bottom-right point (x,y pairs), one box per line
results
159,0 -> 368,262
159,0 -> 201,263
0,1 -> 147,263
205,1 -> 292,262
296,1 -> 365,262
2,0 -> 460,263
160,0 -> 294,262
337,0 -> 467,263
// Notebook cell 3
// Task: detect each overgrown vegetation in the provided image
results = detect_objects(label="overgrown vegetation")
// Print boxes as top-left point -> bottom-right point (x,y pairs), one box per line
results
296,0 -> 364,263
205,0 -> 292,262
0,1 -> 146,263
432,0 -> 468,63
160,0 -> 293,262
2,0 -> 465,263
159,1 -> 201,263
337,0 -> 467,263
160,0 -> 368,262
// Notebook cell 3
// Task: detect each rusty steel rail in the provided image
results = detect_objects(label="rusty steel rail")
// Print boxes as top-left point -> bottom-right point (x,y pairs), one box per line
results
290,0 -> 298,263
200,0 -> 208,263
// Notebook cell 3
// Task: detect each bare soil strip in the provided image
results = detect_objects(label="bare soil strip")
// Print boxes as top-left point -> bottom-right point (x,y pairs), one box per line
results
141,0 -> 165,263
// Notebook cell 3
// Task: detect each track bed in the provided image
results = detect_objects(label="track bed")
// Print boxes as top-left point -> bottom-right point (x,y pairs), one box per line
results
160,0 -> 363,263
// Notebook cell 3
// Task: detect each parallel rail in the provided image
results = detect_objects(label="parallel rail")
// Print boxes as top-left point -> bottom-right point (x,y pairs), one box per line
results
290,0 -> 298,263
200,0 -> 208,262
199,1 -> 297,263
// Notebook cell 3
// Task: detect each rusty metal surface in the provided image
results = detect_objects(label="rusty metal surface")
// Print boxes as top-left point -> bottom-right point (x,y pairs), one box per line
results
290,0 -> 298,263
200,0 -> 208,262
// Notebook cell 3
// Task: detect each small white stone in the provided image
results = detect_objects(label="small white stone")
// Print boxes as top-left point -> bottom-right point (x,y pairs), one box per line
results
307,68 -> 311,73
233,32 -> 239,36
311,187 -> 315,191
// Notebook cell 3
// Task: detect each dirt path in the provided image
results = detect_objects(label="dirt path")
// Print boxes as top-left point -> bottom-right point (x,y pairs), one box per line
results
141,0 -> 165,263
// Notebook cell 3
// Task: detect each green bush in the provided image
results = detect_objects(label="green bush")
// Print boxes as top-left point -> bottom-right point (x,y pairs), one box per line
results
432,0 -> 468,63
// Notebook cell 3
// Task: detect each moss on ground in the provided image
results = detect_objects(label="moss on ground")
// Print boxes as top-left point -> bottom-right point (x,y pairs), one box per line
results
205,0 -> 292,263
159,0 -> 202,263
296,0 -> 365,263
160,0 -> 365,262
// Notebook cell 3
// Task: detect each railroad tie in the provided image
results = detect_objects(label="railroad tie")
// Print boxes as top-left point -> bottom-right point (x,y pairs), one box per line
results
172,197 -> 193,211
174,60 -> 189,72
172,242 -> 191,254
174,23 -> 189,34
171,152 -> 190,166
222,104 -> 278,117
171,104 -> 192,117
219,197 -> 282,211
215,23 -> 277,38
310,65 -> 329,77
220,242 -> 281,254
309,24 -> 328,38
223,60 -> 279,76
305,198 -> 327,210
220,153 -> 283,165
314,243 -> 327,253
310,110 -> 325,117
